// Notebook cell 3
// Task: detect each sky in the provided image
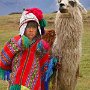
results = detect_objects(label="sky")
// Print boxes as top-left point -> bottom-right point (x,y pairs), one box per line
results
0,0 -> 90,16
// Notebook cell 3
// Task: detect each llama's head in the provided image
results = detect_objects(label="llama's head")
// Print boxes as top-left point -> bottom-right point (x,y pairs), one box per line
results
58,0 -> 87,14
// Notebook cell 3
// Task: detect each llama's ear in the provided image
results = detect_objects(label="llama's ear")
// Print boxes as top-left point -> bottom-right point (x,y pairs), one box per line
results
77,2 -> 87,15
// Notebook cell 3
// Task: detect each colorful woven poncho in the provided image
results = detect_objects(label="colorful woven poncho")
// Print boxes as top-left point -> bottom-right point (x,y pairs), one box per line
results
0,35 -> 58,90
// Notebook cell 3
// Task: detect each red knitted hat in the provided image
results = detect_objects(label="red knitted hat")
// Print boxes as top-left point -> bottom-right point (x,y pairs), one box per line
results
25,8 -> 43,21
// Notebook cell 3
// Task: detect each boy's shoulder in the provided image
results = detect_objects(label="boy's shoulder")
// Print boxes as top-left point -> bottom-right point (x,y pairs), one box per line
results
13,35 -> 21,41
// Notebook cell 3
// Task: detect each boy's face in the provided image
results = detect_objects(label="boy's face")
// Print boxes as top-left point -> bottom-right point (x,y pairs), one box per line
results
24,27 -> 37,40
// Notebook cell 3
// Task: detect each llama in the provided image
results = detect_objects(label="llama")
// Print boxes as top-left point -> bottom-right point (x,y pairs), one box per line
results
52,0 -> 87,90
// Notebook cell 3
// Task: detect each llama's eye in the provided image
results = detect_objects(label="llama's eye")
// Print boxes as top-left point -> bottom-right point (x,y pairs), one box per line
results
69,1 -> 76,7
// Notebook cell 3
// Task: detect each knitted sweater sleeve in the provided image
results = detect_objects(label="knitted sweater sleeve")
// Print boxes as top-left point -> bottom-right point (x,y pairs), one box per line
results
0,35 -> 22,80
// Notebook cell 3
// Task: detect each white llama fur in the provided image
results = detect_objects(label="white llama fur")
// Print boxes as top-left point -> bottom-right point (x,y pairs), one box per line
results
52,0 -> 87,90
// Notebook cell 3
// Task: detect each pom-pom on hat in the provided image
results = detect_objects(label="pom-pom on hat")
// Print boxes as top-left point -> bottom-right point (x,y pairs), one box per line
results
19,8 -> 46,36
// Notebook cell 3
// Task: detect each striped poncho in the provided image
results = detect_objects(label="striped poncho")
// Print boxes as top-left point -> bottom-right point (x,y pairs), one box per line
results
0,35 -> 58,90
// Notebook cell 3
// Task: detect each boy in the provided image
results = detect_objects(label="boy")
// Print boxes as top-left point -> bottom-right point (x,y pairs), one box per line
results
0,8 -> 60,90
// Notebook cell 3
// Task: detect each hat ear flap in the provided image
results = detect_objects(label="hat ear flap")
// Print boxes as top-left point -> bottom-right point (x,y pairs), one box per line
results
41,27 -> 45,35
39,19 -> 47,35
39,19 -> 47,27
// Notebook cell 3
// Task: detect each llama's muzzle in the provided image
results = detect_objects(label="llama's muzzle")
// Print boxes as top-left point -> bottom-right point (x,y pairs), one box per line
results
59,3 -> 68,13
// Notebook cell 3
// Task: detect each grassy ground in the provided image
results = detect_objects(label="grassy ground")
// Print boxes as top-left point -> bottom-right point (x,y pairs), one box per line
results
0,11 -> 90,90
76,11 -> 90,90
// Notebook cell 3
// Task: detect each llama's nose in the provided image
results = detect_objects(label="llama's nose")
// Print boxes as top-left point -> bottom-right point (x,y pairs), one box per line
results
59,3 -> 68,13
60,3 -> 65,7
59,3 -> 65,10
59,3 -> 65,11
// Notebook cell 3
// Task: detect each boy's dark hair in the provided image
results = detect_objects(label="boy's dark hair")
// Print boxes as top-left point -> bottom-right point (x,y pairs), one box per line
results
26,21 -> 38,29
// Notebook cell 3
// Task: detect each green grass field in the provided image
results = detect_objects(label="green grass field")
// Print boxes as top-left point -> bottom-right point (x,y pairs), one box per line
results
0,11 -> 90,90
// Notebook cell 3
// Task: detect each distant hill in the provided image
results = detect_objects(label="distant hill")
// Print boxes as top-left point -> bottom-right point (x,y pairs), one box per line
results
9,12 -> 22,15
